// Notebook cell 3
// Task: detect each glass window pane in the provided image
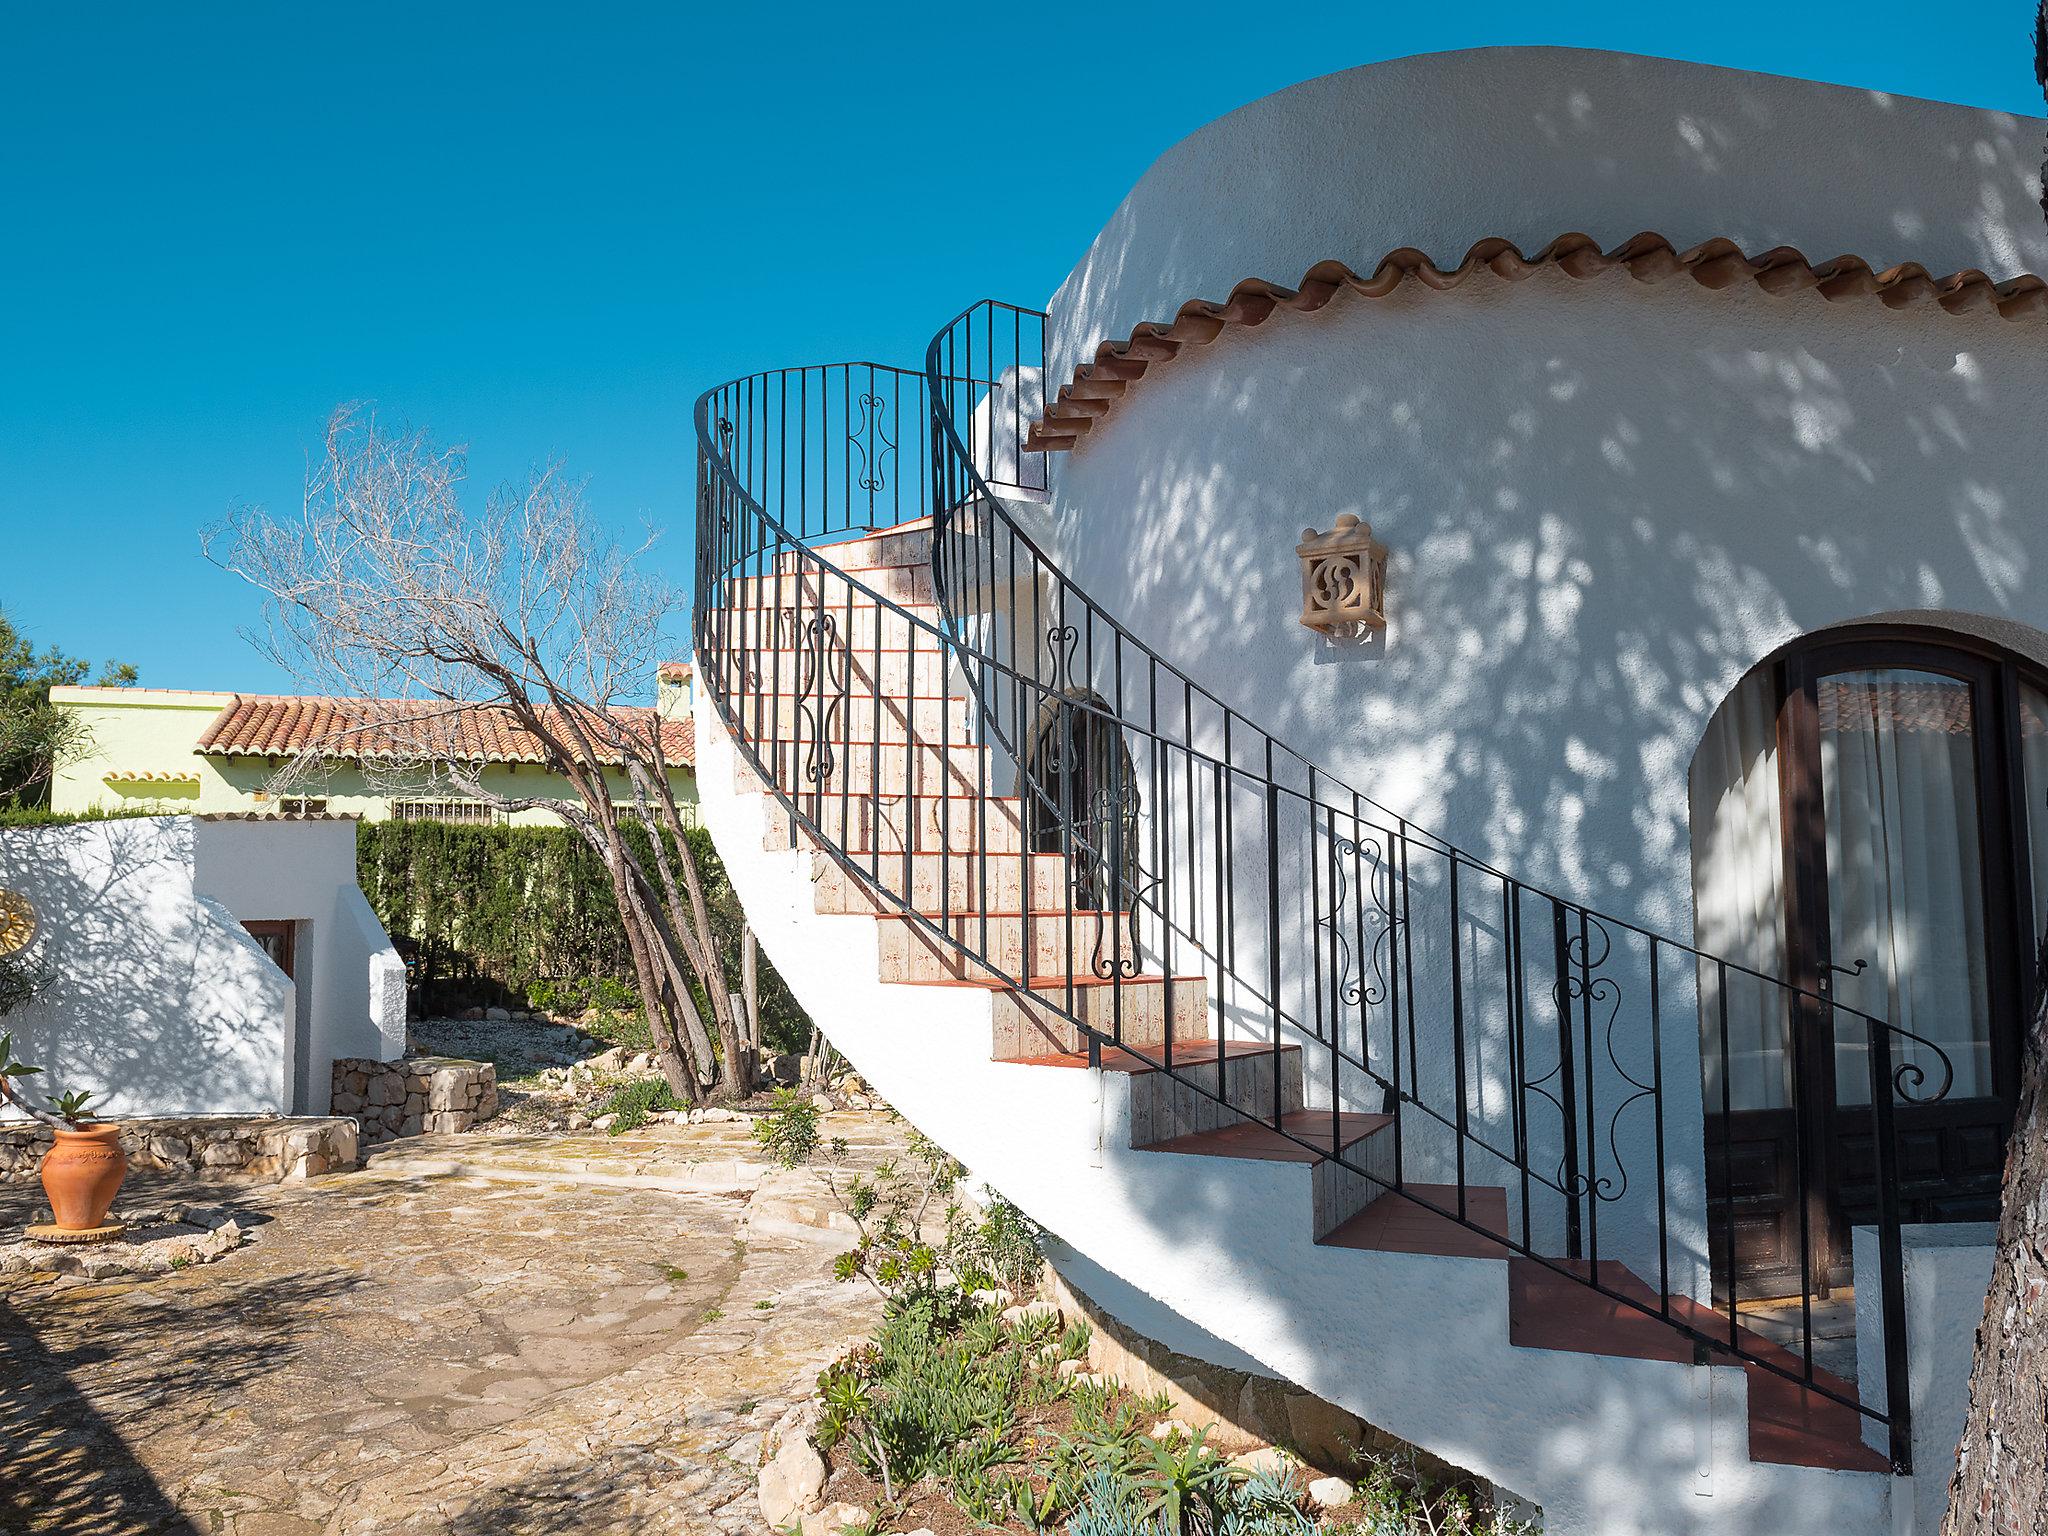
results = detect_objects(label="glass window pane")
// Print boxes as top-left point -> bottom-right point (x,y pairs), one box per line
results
1818,669 -> 1991,1104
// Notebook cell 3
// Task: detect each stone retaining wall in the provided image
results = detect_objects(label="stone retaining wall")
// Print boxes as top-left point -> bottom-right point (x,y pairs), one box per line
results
0,1115 -> 358,1185
1041,1261 -> 1459,1479
331,1056 -> 498,1146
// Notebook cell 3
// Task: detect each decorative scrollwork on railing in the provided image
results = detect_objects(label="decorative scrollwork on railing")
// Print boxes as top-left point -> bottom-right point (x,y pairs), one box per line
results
1320,835 -> 1363,1010
1083,778 -> 1148,981
1317,829 -> 1404,1021
1045,623 -> 1079,692
851,391 -> 896,495
1868,1017 -> 1958,1106
791,613 -> 847,787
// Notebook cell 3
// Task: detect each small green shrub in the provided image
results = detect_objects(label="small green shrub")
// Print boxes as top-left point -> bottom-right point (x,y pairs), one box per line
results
752,1087 -> 820,1168
599,1077 -> 682,1132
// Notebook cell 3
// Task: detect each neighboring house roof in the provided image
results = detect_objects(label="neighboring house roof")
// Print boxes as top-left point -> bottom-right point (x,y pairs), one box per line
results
194,694 -> 696,770
1028,230 -> 2048,451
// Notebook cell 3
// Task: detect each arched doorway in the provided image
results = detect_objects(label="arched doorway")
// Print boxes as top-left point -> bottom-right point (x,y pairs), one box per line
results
1021,690 -> 1141,917
1691,624 -> 2048,1295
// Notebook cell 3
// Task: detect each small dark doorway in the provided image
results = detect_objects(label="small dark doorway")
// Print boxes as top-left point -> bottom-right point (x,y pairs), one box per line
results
1022,691 -> 1141,914
1696,627 -> 2046,1297
243,920 -> 312,1113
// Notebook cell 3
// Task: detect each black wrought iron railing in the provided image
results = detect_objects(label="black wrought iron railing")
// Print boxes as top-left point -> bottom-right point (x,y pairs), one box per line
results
694,308 -> 1951,1474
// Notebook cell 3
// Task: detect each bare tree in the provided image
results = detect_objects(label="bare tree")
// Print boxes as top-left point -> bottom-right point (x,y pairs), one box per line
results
207,407 -> 751,1101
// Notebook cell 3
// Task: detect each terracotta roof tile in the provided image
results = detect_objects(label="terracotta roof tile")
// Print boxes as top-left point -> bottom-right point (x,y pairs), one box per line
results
1029,231 -> 2048,450
195,695 -> 695,770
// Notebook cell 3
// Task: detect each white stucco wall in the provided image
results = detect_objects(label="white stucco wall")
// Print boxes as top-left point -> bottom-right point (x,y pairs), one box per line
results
191,818 -> 407,1112
1853,1224 -> 1998,1532
0,816 -> 404,1119
1037,49 -> 2048,1293
0,817 -> 293,1116
1048,47 -> 2048,385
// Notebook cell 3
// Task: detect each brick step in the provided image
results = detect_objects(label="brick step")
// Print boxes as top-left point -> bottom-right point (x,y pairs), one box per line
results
1504,1260 -> 1887,1473
729,561 -> 935,606
812,850 -> 1083,916
999,1036 -> 1293,1072
1140,1109 -> 1392,1165
1319,1185 -> 1512,1260
758,792 -> 1026,855
743,737 -> 993,798
714,599 -> 945,655
874,908 -> 1137,984
785,524 -> 933,572
745,695 -> 979,746
990,974 -> 1212,1058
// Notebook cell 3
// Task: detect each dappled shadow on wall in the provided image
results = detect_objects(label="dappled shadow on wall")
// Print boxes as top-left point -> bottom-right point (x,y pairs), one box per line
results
0,818 -> 281,1113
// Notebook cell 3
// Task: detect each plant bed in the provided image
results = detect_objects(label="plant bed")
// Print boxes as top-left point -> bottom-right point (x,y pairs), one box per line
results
781,1289 -> 1535,1536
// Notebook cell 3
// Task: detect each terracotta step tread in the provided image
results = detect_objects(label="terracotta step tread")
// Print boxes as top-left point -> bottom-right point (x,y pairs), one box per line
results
871,908 -> 1132,921
1320,1185 -> 1513,1260
894,969 -> 1179,994
999,1039 -> 1297,1073
1140,1110 -> 1393,1165
810,516 -> 935,538
1506,1259 -> 1887,1473
908,972 -> 1206,992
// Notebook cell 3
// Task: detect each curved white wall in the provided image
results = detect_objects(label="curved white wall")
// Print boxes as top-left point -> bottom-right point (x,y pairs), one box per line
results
1041,52 -> 2048,1293
1050,243 -> 2048,944
1048,47 -> 2048,384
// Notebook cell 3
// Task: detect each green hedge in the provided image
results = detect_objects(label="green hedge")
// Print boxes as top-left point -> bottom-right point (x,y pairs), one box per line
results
355,819 -> 808,1051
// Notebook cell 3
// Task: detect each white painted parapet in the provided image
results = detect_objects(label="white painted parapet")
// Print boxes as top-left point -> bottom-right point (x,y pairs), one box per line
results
1854,1224 -> 1998,1534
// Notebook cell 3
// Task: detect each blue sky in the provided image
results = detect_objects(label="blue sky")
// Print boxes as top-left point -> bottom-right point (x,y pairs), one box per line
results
2,2 -> 2039,696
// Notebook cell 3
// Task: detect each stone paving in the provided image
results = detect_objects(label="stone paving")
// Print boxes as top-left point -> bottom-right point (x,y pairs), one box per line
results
0,1115 -> 900,1536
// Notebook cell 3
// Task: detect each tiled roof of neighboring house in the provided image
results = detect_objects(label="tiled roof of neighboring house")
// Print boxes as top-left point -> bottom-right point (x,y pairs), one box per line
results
1028,231 -> 2048,451
195,695 -> 696,770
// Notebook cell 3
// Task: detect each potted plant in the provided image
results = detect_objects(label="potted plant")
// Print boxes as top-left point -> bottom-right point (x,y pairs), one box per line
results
1,947 -> 126,1232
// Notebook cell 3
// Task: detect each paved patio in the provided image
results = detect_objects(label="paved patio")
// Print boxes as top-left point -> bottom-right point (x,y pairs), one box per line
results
0,1115 -> 898,1535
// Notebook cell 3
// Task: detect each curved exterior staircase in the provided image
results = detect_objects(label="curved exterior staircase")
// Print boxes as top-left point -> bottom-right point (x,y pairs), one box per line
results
692,312 -> 1938,1534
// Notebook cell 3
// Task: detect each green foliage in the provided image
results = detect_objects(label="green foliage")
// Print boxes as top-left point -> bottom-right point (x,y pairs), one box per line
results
817,1292 -> 1061,1508
751,1087 -> 820,1169
47,1088 -> 95,1122
354,818 -> 809,1049
597,1076 -> 682,1132
0,806 -> 157,828
824,1129 -> 968,1302
0,955 -> 45,1020
1131,1426 -> 1237,1536
949,1191 -> 1048,1293
0,1027 -> 95,1126
0,611 -> 137,808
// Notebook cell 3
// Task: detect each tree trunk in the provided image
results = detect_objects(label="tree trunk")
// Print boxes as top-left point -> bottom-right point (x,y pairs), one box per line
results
1943,971 -> 2048,1535
744,925 -> 760,1050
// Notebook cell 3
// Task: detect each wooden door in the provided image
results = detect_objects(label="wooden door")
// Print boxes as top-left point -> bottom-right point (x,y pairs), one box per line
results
1706,632 -> 2035,1297
243,920 -> 297,979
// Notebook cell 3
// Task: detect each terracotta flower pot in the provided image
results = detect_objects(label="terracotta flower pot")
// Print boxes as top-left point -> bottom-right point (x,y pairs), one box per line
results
40,1123 -> 127,1231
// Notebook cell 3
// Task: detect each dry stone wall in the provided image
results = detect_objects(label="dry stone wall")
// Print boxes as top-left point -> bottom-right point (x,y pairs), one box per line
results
0,1115 -> 357,1184
330,1056 -> 498,1145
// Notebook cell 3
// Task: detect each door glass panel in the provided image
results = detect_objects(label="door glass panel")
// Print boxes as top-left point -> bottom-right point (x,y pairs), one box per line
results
2021,684 -> 2048,958
1818,669 -> 1991,1104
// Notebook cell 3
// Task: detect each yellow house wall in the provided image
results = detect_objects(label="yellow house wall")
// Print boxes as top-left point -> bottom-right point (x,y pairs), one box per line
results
48,688 -> 698,826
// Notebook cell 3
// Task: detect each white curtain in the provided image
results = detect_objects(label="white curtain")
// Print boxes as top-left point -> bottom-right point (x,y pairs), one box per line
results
1690,670 -> 1791,1112
1820,671 -> 1990,1104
